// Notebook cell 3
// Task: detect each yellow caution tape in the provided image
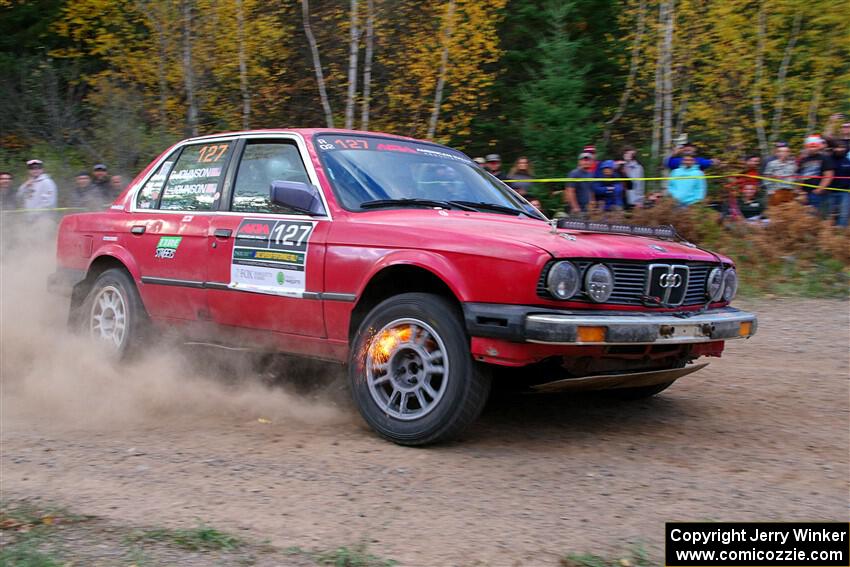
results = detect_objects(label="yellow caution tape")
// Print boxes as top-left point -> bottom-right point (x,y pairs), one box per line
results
503,174 -> 850,193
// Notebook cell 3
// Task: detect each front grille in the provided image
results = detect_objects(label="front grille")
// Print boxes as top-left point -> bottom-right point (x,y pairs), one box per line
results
537,259 -> 722,307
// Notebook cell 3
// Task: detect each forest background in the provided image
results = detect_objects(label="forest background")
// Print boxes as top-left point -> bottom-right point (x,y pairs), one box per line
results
0,0 -> 848,295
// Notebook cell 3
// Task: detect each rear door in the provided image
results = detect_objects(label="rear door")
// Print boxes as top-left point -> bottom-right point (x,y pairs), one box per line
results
127,139 -> 236,321
206,137 -> 330,337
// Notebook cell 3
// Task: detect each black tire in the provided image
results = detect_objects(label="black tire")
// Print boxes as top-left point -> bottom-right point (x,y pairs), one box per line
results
80,268 -> 148,359
602,380 -> 675,400
348,292 -> 491,446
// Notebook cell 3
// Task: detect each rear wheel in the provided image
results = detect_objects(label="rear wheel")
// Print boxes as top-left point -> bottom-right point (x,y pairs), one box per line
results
81,268 -> 148,359
349,293 -> 490,445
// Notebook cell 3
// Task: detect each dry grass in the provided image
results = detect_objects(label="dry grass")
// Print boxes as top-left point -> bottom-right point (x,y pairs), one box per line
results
571,199 -> 850,297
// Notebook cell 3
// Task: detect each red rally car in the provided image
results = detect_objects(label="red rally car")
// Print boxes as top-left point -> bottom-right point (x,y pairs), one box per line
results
50,129 -> 757,445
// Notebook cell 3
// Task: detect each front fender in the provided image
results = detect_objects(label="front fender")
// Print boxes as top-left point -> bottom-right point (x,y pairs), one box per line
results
356,249 -> 471,301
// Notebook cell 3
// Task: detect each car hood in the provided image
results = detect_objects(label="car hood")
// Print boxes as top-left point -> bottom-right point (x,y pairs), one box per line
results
344,210 -> 726,263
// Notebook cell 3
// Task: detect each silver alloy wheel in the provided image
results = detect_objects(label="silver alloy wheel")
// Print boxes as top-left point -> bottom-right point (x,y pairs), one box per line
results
90,285 -> 128,349
365,318 -> 449,421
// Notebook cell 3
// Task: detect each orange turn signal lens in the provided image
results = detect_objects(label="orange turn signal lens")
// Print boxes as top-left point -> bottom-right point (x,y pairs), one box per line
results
577,326 -> 606,343
739,321 -> 753,336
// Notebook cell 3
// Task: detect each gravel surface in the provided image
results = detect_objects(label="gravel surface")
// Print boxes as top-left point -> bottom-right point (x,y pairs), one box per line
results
1,298 -> 848,566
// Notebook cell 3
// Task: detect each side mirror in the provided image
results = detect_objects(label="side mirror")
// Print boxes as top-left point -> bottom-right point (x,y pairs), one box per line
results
269,180 -> 326,216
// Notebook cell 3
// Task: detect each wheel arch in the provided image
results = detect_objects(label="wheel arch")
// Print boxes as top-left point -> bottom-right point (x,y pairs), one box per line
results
348,263 -> 464,342
71,251 -> 141,312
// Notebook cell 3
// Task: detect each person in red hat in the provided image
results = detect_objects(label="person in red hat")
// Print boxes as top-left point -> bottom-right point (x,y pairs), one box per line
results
582,145 -> 598,173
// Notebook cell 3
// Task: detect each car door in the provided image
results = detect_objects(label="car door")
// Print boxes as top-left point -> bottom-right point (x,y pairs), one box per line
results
127,139 -> 236,321
206,137 -> 329,338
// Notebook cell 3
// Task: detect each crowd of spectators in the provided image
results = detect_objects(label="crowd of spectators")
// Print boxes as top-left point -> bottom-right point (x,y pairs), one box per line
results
0,161 -> 125,216
475,113 -> 850,227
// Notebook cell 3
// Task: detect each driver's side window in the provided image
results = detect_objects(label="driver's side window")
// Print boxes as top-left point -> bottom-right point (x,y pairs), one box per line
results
231,141 -> 310,214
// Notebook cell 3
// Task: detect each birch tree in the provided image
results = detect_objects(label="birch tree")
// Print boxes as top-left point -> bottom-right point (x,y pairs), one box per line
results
182,0 -> 198,136
360,0 -> 375,130
301,0 -> 334,128
427,0 -> 456,140
236,0 -> 250,129
345,0 -> 360,130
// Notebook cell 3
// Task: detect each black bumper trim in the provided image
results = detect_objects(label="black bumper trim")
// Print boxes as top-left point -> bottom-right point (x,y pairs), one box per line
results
47,268 -> 88,297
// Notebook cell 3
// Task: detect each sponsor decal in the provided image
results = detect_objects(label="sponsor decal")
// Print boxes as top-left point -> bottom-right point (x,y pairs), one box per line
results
155,235 -> 182,260
230,218 -> 316,296
168,167 -> 222,181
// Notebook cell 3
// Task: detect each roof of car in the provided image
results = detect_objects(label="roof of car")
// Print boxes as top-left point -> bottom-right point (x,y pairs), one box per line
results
184,128 -> 427,144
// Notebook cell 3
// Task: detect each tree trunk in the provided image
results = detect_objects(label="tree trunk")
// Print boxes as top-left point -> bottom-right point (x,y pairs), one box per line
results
603,0 -> 646,147
135,2 -> 170,132
650,1 -> 665,171
236,0 -> 250,130
302,0 -> 334,128
770,12 -> 802,143
752,1 -> 768,157
661,0 -> 675,160
806,76 -> 824,134
182,0 -> 198,136
345,0 -> 359,130
360,0 -> 374,130
427,0 -> 456,140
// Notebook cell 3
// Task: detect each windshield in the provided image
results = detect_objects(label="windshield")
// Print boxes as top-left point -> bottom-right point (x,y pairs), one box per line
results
314,134 -> 542,218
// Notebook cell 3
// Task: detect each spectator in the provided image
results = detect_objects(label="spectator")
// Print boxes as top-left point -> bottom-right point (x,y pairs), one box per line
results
473,157 -> 486,167
0,171 -> 15,210
582,145 -> 598,172
667,155 -> 706,206
664,142 -> 715,171
592,160 -> 625,211
92,163 -> 110,193
621,147 -> 645,208
763,143 -> 798,206
727,181 -> 766,222
507,156 -> 534,196
563,152 -> 596,215
829,145 -> 849,227
110,175 -> 125,199
68,172 -> 104,211
824,113 -> 850,154
797,135 -> 835,216
16,159 -> 57,213
528,198 -> 543,214
483,154 -> 506,180
724,155 -> 761,216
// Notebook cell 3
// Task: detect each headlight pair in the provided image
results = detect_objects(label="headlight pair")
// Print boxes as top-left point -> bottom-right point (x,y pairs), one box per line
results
546,261 -> 614,303
706,266 -> 737,302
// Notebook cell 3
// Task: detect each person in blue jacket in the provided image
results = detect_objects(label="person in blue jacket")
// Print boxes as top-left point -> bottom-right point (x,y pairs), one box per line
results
592,160 -> 625,210
667,154 -> 707,206
665,142 -> 715,171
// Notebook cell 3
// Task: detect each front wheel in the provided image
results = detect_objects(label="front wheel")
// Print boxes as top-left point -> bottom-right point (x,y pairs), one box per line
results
81,268 -> 148,359
348,293 -> 491,446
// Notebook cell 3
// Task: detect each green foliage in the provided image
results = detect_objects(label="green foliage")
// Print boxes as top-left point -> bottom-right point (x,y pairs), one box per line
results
520,1 -> 598,178
0,540 -> 62,567
314,544 -> 398,567
561,545 -> 653,567
125,523 -> 244,551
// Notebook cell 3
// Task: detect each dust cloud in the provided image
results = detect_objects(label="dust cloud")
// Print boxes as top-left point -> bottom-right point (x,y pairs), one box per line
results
0,215 -> 347,431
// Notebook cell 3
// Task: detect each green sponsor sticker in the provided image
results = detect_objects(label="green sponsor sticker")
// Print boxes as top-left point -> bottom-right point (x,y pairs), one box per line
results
156,236 -> 183,249
276,271 -> 285,285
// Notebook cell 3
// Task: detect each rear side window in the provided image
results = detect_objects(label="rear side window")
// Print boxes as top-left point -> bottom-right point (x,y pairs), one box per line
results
159,142 -> 233,211
136,153 -> 177,209
231,141 -> 311,214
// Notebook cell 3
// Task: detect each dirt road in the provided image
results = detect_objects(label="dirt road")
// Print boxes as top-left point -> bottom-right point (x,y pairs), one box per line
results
2,299 -> 848,566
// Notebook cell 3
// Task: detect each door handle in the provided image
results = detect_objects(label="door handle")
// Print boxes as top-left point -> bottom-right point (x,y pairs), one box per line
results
213,228 -> 232,239
131,225 -> 146,235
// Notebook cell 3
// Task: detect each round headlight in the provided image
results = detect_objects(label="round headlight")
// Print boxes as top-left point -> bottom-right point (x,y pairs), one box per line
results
706,267 -> 725,302
584,264 -> 614,303
722,268 -> 738,301
546,261 -> 580,300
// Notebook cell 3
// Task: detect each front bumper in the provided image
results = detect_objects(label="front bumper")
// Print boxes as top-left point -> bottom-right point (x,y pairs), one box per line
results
464,303 -> 757,345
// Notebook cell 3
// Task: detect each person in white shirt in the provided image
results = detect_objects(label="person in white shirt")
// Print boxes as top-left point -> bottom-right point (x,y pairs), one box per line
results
17,159 -> 57,213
